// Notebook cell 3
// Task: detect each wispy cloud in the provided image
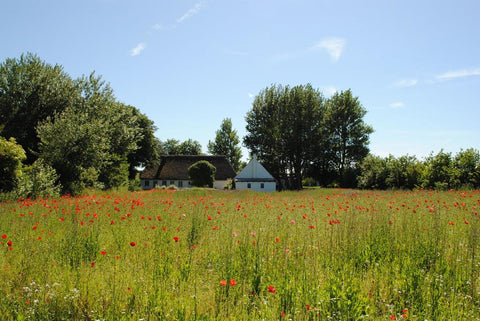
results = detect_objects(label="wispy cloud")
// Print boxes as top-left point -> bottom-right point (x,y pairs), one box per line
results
177,1 -> 206,23
130,42 -> 146,56
394,79 -> 418,87
390,102 -> 405,109
323,86 -> 338,96
248,93 -> 254,98
436,68 -> 480,81
314,37 -> 346,62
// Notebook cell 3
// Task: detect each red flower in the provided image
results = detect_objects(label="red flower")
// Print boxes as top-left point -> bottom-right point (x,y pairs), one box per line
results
130,242 -> 136,247
275,238 -> 280,242
230,279 -> 237,286
1,235 -> 6,239
390,315 -> 397,320
220,280 -> 227,286
267,285 -> 276,293
173,236 -> 179,242
7,241 -> 12,246
100,251 -> 106,256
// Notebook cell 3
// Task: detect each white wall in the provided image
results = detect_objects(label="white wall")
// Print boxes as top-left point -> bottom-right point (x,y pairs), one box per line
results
141,180 -> 228,190
236,181 -> 276,192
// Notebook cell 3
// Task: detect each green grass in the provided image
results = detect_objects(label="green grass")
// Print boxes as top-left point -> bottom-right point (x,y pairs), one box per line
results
0,188 -> 479,320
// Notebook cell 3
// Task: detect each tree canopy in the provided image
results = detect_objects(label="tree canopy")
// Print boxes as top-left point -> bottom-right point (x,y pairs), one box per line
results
0,53 -> 159,195
207,118 -> 242,171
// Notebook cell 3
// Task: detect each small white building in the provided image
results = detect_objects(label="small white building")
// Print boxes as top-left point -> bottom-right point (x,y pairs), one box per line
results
235,155 -> 276,192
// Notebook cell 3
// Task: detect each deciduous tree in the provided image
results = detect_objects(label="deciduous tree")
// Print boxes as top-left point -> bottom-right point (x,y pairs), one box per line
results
208,118 -> 242,171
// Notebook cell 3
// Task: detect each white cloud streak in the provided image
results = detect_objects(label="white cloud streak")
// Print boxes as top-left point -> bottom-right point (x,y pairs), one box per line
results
436,68 -> 480,81
130,42 -> 146,56
177,1 -> 205,23
394,79 -> 418,87
314,37 -> 346,62
323,86 -> 338,96
390,102 -> 405,108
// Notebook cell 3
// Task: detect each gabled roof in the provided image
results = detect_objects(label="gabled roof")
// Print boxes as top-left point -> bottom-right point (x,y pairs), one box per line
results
140,155 -> 236,181
235,155 -> 276,182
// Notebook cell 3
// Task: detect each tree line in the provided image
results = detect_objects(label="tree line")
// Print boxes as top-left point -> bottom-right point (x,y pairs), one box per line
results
1,53 -> 478,198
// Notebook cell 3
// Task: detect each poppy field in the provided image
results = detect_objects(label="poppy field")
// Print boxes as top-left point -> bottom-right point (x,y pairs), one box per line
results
1,188 -> 480,320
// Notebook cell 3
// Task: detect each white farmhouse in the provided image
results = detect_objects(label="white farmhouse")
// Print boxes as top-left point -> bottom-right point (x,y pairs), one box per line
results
235,155 -> 276,192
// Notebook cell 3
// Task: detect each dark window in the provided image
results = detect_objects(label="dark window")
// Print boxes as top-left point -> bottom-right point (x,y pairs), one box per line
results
170,180 -> 175,185
260,183 -> 265,189
144,180 -> 149,186
162,180 -> 167,186
178,181 -> 183,188
153,180 -> 157,187
247,183 -> 251,188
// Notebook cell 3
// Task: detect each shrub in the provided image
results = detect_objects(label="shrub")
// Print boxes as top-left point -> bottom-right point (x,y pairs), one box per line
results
188,160 -> 216,188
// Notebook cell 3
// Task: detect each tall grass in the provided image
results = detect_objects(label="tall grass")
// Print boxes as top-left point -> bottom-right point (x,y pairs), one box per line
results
0,188 -> 479,320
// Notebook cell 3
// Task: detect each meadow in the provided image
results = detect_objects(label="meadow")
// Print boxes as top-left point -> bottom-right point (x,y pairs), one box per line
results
0,188 -> 479,320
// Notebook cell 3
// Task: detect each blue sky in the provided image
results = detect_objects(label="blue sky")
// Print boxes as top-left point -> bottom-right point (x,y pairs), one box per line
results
2,0 -> 479,161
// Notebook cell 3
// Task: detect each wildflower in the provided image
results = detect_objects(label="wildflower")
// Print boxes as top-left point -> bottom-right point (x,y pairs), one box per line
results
390,315 -> 396,320
130,242 -> 136,247
230,279 -> 237,286
7,241 -> 12,246
173,236 -> 179,242
220,280 -> 227,286
275,237 -> 280,242
100,251 -> 106,256
267,285 -> 276,293
1,235 -> 7,239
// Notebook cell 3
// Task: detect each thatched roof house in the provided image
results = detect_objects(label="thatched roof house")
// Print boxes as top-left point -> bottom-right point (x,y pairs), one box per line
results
140,155 -> 236,189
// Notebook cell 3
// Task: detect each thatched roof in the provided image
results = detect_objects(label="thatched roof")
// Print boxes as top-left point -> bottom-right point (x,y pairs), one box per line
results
140,155 -> 236,181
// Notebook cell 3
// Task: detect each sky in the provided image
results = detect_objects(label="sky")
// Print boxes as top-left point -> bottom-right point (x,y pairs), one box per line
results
1,0 -> 479,161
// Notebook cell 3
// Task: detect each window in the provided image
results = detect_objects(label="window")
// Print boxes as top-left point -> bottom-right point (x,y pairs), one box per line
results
260,183 -> 265,189
153,180 -> 157,187
247,183 -> 251,189
144,180 -> 149,187
162,180 -> 167,186
170,180 -> 175,186
178,181 -> 183,188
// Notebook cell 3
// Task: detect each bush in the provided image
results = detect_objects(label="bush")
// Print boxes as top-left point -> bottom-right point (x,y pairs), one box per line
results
188,161 -> 216,188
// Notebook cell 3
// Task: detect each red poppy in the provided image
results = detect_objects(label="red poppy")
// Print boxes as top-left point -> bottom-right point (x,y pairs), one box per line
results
173,236 -> 179,242
1,235 -> 6,239
130,242 -> 136,247
230,279 -> 237,286
7,241 -> 12,246
220,280 -> 227,286
100,251 -> 106,255
267,285 -> 276,293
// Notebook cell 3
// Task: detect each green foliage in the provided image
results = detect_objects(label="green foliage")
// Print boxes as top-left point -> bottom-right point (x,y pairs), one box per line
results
0,136 -> 26,192
17,158 -> 62,199
161,138 -> 202,155
188,160 -> 216,187
208,118 -> 242,171
323,89 -> 374,182
245,85 -> 373,189
245,84 -> 325,189
37,73 -> 144,194
0,53 -> 76,163
421,150 -> 455,190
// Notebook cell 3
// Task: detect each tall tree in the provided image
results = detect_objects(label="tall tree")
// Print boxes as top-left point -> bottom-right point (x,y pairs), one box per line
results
323,89 -> 373,183
0,53 -> 76,163
37,73 -> 143,193
244,84 -> 325,189
161,139 -> 202,155
208,118 -> 242,171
